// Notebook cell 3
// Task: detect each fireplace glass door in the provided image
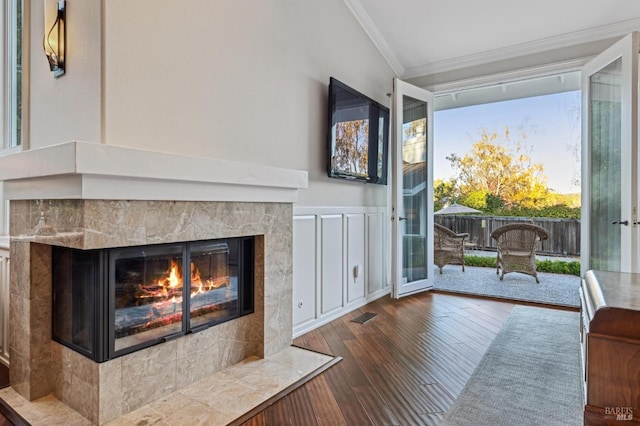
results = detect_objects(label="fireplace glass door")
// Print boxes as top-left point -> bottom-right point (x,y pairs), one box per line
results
189,240 -> 238,329
52,236 -> 255,362
111,244 -> 186,354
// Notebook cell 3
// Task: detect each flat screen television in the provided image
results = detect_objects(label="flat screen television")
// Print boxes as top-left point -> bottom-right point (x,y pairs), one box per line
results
327,77 -> 389,185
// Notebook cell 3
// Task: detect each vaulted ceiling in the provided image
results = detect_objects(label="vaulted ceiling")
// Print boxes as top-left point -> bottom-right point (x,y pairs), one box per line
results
346,0 -> 640,88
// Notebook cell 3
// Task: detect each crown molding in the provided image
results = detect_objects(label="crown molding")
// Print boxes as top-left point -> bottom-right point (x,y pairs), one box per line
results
343,0 -> 405,76
403,18 -> 640,79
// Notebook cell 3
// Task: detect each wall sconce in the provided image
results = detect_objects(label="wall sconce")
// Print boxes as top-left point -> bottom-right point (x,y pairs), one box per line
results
43,0 -> 66,77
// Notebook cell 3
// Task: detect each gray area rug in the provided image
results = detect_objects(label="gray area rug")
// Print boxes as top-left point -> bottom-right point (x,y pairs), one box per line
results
442,305 -> 583,426
434,265 -> 580,308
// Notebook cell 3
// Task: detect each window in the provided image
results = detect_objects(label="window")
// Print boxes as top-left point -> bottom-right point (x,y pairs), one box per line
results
1,0 -> 22,236
1,0 -> 22,152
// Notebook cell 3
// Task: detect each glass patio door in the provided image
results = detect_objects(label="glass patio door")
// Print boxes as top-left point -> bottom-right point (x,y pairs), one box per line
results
581,32 -> 639,274
391,78 -> 434,297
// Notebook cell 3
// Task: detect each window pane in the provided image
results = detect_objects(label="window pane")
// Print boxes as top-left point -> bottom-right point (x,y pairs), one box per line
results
3,0 -> 22,149
15,0 -> 22,146
589,58 -> 622,271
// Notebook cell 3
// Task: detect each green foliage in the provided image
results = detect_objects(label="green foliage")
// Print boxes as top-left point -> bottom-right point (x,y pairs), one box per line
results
459,191 -> 488,210
447,128 -> 552,209
463,255 -> 497,268
535,259 -> 581,276
489,204 -> 580,219
464,255 -> 580,276
434,179 -> 457,211
434,127 -> 581,218
485,193 -> 505,211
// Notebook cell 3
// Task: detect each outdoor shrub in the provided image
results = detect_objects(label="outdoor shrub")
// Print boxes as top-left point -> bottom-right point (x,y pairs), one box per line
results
464,255 -> 580,276
535,259 -> 581,276
464,255 -> 497,268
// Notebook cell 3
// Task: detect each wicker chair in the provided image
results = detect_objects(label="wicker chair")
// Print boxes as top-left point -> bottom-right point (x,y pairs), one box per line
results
490,223 -> 549,283
434,223 -> 469,274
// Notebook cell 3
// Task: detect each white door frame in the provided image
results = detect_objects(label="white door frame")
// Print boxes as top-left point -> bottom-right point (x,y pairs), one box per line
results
391,78 -> 435,298
581,32 -> 639,274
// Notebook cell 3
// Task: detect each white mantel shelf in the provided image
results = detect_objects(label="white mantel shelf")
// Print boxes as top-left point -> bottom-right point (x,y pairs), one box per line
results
0,141 -> 308,203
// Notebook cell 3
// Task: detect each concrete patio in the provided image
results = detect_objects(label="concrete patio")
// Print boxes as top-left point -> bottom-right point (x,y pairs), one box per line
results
433,250 -> 581,308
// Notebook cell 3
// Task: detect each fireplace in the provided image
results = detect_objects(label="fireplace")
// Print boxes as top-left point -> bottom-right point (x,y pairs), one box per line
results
52,237 -> 255,362
0,141 -> 306,424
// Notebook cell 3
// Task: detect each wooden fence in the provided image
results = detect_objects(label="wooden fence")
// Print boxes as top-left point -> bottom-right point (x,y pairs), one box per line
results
435,215 -> 580,257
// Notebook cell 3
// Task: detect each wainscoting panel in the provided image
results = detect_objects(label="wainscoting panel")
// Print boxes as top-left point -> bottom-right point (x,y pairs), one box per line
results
293,207 -> 389,337
346,214 -> 366,303
320,215 -> 344,316
292,216 -> 317,329
0,238 -> 9,366
367,212 -> 386,295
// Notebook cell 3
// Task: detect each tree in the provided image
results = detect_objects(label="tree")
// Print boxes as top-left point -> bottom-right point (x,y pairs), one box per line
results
433,178 -> 457,211
334,120 -> 368,175
447,127 -> 553,209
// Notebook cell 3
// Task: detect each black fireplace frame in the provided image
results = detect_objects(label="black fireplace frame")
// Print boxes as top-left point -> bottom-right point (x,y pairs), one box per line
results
52,236 -> 255,363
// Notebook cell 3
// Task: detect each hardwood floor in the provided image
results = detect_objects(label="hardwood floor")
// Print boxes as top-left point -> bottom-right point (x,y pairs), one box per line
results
0,363 -> 14,425
0,364 -> 7,390
240,291 -> 520,426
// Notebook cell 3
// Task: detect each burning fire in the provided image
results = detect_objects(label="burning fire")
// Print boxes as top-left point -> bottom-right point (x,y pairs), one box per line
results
138,258 -> 229,301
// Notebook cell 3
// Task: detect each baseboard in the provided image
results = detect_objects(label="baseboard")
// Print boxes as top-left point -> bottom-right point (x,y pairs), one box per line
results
292,288 -> 390,338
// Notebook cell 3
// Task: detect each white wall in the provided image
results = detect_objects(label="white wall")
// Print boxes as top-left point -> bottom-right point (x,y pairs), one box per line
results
28,0 -> 102,148
102,0 -> 394,207
8,2 -> 396,347
24,0 -> 394,208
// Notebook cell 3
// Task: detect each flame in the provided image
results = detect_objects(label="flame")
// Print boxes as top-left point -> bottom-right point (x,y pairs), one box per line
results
191,262 -> 204,296
137,258 -> 230,301
168,260 -> 181,288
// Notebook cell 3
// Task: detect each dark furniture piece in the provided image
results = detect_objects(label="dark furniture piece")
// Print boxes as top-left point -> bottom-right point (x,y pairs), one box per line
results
581,270 -> 640,425
490,223 -> 548,283
434,223 -> 468,274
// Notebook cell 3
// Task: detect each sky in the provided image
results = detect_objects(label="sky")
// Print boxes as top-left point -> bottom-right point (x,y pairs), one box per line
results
433,90 -> 581,194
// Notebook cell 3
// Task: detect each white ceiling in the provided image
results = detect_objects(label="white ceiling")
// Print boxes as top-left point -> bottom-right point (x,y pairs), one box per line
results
346,0 -> 640,82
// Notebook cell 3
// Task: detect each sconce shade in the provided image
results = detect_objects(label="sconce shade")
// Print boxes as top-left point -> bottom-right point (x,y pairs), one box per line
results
43,0 -> 65,77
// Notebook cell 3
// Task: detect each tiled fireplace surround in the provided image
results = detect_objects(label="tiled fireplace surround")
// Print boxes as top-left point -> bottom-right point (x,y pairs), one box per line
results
1,142 -> 308,424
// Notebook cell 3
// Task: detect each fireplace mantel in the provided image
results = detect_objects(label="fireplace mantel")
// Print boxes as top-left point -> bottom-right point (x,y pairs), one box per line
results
3,141 -> 305,423
0,141 -> 308,202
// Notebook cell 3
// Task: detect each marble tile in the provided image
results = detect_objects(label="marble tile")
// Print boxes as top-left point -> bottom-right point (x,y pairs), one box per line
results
7,198 -> 295,422
83,201 -> 148,249
0,388 -> 91,426
222,347 -> 334,395
9,240 -> 30,299
8,200 -> 30,236
1,347 -> 337,426
120,341 -> 178,413
178,370 -> 269,417
145,201 -> 198,244
99,358 -> 123,424
118,392 -> 229,426
51,345 -> 101,422
267,346 -> 334,372
176,327 -> 222,389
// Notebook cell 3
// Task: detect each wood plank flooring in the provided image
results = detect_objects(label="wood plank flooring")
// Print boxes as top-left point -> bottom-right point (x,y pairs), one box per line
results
240,291 -> 523,425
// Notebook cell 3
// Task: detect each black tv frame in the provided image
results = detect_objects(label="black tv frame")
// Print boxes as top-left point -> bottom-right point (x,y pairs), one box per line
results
326,77 -> 389,185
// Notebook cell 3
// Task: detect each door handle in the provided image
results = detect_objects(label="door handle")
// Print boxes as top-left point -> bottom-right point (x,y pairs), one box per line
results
398,217 -> 407,221
612,220 -> 629,226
